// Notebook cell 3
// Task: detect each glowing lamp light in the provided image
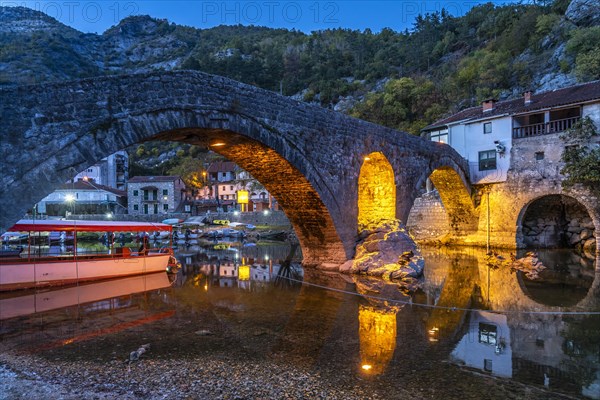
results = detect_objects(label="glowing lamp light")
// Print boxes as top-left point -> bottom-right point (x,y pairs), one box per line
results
428,327 -> 440,342
361,364 -> 372,371
364,156 -> 371,161
105,212 -> 113,219
239,265 -> 250,281
65,194 -> 75,202
263,210 -> 269,216
209,139 -> 226,147
237,190 -> 249,204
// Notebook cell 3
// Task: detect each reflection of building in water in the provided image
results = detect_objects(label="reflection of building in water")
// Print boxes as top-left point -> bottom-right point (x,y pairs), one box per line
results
219,260 -> 238,287
450,311 -> 512,378
509,313 -> 600,399
358,305 -> 398,375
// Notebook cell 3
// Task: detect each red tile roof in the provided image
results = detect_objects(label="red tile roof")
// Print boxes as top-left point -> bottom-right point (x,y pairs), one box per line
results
424,80 -> 600,130
207,161 -> 236,173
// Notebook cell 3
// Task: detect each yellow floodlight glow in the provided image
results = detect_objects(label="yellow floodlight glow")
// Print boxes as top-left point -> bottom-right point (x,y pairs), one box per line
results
361,364 -> 372,371
358,152 -> 396,228
238,265 -> 250,281
237,190 -> 249,204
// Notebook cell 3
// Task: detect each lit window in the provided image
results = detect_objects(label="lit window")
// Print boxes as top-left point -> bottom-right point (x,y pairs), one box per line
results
429,129 -> 448,143
479,150 -> 497,171
479,323 -> 497,345
484,122 -> 492,134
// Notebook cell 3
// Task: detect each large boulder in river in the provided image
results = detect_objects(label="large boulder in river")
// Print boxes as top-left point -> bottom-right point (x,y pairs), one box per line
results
566,0 -> 600,26
340,220 -> 424,288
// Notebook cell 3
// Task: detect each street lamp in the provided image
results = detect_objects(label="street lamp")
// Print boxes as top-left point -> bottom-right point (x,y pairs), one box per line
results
65,193 -> 75,216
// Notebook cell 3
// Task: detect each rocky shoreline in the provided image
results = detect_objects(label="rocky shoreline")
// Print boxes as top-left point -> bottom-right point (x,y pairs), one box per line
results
0,348 -> 575,400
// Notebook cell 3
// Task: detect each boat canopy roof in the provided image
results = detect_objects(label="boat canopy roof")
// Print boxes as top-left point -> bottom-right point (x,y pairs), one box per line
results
8,220 -> 173,232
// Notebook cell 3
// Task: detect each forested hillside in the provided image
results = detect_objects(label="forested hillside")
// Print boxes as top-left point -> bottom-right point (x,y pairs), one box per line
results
1,0 -> 598,179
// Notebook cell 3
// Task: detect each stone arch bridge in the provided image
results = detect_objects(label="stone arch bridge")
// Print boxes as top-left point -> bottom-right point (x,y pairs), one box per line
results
0,71 -> 474,265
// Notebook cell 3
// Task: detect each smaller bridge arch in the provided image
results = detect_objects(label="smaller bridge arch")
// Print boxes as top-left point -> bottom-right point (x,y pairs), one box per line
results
411,157 -> 479,236
357,152 -> 396,230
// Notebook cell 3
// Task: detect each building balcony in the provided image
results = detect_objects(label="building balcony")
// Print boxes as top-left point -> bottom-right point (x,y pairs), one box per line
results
512,116 -> 580,139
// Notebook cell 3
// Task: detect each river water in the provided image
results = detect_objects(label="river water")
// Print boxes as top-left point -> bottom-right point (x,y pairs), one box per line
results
0,242 -> 598,399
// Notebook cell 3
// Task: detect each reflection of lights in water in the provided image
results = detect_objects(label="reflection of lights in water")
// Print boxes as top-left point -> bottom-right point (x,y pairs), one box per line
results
204,284 -> 208,291
359,305 -> 397,376
428,327 -> 439,342
239,265 -> 250,281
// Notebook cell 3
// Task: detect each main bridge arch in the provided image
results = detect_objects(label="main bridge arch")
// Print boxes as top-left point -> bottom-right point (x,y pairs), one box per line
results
0,71 -> 469,265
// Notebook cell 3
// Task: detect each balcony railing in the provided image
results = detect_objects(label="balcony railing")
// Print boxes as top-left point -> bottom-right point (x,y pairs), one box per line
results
513,116 -> 580,139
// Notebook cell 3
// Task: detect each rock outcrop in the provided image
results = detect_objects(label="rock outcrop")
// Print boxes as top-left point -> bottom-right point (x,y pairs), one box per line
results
340,220 -> 424,290
566,0 -> 600,26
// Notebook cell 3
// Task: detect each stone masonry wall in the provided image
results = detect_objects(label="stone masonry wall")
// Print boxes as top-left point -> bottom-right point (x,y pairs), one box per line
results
407,131 -> 599,254
0,70 -> 469,265
406,190 -> 449,240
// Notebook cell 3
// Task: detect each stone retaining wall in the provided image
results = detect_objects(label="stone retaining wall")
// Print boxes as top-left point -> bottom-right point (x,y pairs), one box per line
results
406,190 -> 449,240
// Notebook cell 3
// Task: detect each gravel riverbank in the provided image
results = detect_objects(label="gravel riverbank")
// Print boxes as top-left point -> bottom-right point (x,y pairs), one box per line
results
0,350 -> 573,400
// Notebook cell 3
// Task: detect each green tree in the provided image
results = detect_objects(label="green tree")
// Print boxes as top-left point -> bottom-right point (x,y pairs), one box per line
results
566,27 -> 600,80
560,117 -> 600,192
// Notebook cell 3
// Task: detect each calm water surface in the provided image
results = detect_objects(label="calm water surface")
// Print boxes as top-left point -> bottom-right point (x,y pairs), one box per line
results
1,242 -> 599,399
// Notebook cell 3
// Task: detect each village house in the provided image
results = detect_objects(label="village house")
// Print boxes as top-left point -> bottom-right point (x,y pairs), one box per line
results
36,180 -> 127,216
421,80 -> 600,184
127,176 -> 186,215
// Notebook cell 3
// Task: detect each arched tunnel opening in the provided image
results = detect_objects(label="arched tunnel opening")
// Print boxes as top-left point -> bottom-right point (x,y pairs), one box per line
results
517,194 -> 597,307
519,195 -> 596,252
357,152 -> 396,230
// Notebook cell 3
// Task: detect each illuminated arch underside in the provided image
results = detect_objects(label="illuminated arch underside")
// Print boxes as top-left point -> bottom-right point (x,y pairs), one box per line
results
358,152 -> 396,229
160,130 -> 347,266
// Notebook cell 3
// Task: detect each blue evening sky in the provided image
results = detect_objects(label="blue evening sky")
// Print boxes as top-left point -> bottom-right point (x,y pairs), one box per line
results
3,1 -> 520,34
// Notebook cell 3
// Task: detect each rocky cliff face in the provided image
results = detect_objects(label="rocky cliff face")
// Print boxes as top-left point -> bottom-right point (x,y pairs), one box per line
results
566,0 -> 600,26
0,7 -> 197,85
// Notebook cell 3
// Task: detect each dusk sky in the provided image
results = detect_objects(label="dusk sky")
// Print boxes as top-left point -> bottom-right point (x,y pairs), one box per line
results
4,0 -> 518,34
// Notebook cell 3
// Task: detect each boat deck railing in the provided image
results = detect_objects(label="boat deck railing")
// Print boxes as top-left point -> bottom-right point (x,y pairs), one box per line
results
0,246 -> 172,264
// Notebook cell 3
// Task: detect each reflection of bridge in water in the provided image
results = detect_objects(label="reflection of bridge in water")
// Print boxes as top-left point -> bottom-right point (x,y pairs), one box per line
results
1,245 -> 597,398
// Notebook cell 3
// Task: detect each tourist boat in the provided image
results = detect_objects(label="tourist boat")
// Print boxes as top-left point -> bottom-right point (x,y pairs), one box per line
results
0,220 -> 175,291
